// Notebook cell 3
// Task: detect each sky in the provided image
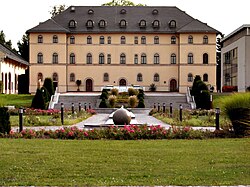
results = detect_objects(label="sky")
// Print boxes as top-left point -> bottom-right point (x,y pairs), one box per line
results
1,0 -> 249,49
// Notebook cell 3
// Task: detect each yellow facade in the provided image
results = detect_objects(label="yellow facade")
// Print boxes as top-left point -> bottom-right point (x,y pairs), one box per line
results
29,32 -> 217,93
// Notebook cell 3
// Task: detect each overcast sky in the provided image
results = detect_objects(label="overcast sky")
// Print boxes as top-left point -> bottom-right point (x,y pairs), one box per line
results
1,0 -> 249,49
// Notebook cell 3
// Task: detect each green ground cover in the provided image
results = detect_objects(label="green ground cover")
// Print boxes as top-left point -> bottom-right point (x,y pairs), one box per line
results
0,139 -> 249,186
0,94 -> 33,108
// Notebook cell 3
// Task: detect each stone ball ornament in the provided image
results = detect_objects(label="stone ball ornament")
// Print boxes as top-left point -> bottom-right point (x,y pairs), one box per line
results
112,106 -> 131,125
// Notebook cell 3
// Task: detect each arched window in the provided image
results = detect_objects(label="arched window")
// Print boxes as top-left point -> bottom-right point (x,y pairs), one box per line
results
37,53 -> 43,64
104,73 -> 109,82
70,73 -> 75,82
152,20 -> 160,28
108,36 -> 111,44
134,36 -> 138,44
88,9 -> 94,14
99,53 -> 105,64
120,53 -> 126,64
53,73 -> 58,82
154,53 -> 160,64
38,35 -> 43,43
169,20 -> 176,28
99,20 -> 106,28
137,73 -> 143,82
53,35 -> 58,43
154,73 -> 159,82
203,73 -> 208,82
154,36 -> 159,44
120,9 -> 126,14
119,19 -> 127,28
141,53 -> 147,64
86,20 -> 94,28
38,73 -> 43,81
141,36 -> 146,44
203,53 -> 208,64
70,53 -> 75,64
107,54 -> 111,64
100,36 -> 104,44
70,36 -> 75,44
120,36 -> 126,44
69,20 -> 77,28
188,73 -> 193,82
188,53 -> 194,64
86,53 -> 92,64
171,53 -> 176,64
134,54 -> 138,64
87,36 -> 92,44
188,35 -> 193,44
203,35 -> 208,44
139,20 -> 146,28
52,53 -> 58,64
171,36 -> 176,44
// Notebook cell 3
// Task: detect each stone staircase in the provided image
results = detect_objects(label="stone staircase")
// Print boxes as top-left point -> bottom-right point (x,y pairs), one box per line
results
52,92 -> 190,111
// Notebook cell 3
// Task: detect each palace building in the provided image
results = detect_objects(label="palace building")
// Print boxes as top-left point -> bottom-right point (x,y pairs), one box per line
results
27,6 -> 219,93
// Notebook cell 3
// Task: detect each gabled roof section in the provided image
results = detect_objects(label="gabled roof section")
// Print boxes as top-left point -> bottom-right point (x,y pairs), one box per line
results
177,19 -> 219,33
27,19 -> 69,33
0,43 -> 29,66
27,6 -> 219,34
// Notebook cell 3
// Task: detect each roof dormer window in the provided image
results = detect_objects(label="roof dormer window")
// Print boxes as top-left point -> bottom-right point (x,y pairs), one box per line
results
152,9 -> 159,15
139,20 -> 146,28
99,20 -> 106,28
152,20 -> 160,28
120,9 -> 126,14
68,20 -> 77,28
88,9 -> 94,14
119,19 -> 127,28
86,20 -> 94,28
169,20 -> 176,28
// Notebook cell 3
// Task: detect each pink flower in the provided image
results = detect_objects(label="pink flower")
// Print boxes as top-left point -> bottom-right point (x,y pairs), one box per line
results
9,130 -> 14,135
84,132 -> 89,137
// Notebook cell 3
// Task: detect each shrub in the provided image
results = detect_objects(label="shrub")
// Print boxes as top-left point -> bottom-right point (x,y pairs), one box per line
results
246,86 -> 250,92
31,89 -> 46,109
100,91 -> 108,99
0,107 -> 11,134
108,95 -> 117,108
99,98 -> 108,108
43,78 -> 54,97
128,95 -> 138,108
41,86 -> 50,103
128,88 -> 138,96
222,93 -> 250,136
137,98 -> 145,108
149,83 -> 156,92
111,88 -> 118,96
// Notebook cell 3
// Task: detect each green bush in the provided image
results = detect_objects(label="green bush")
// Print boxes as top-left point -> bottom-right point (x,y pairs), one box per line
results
128,88 -> 138,96
100,91 -> 108,99
111,88 -> 118,96
137,98 -> 145,108
128,95 -> 138,108
149,83 -> 156,91
31,89 -> 46,109
108,95 -> 117,108
43,78 -> 54,97
99,98 -> 108,108
222,93 -> 250,135
0,107 -> 11,134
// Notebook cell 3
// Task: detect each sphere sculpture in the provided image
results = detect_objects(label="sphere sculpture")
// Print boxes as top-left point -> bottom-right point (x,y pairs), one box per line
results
113,106 -> 131,125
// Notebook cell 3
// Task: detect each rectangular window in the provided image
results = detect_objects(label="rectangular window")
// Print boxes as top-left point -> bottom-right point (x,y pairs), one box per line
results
134,54 -> 138,64
107,54 -> 111,64
134,36 -> 138,44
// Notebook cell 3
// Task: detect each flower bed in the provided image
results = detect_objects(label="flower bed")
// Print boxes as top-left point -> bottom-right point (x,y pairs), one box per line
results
1,125 -> 236,140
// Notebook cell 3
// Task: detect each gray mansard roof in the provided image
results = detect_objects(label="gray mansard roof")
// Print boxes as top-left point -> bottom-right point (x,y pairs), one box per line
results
27,6 -> 219,34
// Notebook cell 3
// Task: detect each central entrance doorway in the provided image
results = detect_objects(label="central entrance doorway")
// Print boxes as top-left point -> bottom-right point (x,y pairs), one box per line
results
119,79 -> 127,86
86,79 -> 93,92
170,79 -> 177,92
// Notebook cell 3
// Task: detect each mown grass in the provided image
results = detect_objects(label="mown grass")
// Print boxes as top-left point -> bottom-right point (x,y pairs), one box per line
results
0,139 -> 249,186
0,94 -> 33,108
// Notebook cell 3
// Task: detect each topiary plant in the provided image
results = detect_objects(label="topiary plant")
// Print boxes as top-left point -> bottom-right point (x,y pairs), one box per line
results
108,95 -> 117,108
111,88 -> 119,96
128,88 -> 138,96
137,98 -> 145,108
31,88 -> 46,109
128,95 -> 138,108
0,107 -> 11,134
99,98 -> 108,108
43,78 -> 54,97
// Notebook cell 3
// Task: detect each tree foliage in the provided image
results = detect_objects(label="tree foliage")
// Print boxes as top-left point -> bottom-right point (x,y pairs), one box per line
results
43,78 -> 54,98
49,5 -> 66,17
0,30 -> 13,50
17,34 -> 29,61
31,89 -> 46,109
102,0 -> 146,6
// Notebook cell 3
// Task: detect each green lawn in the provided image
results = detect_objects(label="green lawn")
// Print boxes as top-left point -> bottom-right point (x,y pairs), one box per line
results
0,139 -> 249,186
0,94 -> 33,108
